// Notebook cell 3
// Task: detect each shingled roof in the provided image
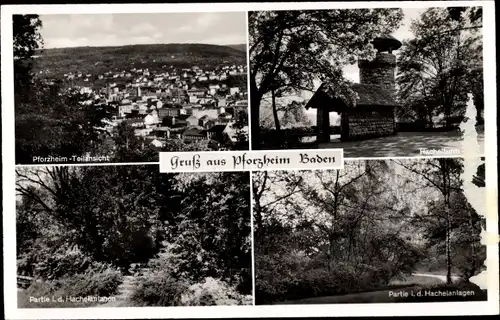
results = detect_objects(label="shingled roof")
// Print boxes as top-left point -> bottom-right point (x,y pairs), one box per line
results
351,83 -> 398,107
305,83 -> 398,111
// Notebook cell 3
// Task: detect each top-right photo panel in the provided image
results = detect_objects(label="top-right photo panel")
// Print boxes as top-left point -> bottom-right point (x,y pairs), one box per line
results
248,7 -> 484,157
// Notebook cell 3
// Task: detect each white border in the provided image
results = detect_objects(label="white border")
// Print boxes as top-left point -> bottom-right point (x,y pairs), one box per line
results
2,1 -> 498,319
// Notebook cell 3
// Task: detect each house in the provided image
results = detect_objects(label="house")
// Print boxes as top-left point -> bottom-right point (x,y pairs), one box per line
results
182,127 -> 208,143
80,87 -> 92,94
305,35 -> 401,142
158,107 -> 186,119
234,100 -> 248,108
217,98 -> 227,107
186,115 -> 199,127
189,95 -> 200,103
191,108 -> 220,120
207,124 -> 227,142
150,138 -> 166,148
162,114 -> 189,128
218,112 -> 233,123
135,128 -> 153,137
188,88 -> 206,97
198,115 -> 215,128
209,84 -> 220,95
118,103 -> 135,117
123,118 -> 144,128
151,127 -> 172,139
144,110 -> 160,128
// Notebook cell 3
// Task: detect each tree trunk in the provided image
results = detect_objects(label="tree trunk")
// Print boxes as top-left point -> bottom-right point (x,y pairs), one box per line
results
427,110 -> 433,128
445,205 -> 453,284
467,210 -> 477,282
250,76 -> 262,150
271,90 -> 281,132
441,159 -> 453,284
271,89 -> 282,146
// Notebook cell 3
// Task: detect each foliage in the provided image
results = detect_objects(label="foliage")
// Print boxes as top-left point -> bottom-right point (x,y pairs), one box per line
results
34,43 -> 246,79
248,9 -> 404,148
180,277 -> 253,306
169,172 -> 252,294
15,80 -> 114,164
254,159 -> 485,304
112,122 -> 160,162
260,99 -> 312,129
130,268 -> 189,307
13,14 -> 43,91
396,7 -> 483,127
18,266 -> 123,308
17,168 -> 252,306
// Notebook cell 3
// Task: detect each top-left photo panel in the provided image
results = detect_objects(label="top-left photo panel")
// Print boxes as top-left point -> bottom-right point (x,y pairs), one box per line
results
13,12 -> 250,165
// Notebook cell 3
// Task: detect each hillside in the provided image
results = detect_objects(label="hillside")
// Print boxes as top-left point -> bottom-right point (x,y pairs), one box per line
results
226,44 -> 247,52
33,43 -> 247,78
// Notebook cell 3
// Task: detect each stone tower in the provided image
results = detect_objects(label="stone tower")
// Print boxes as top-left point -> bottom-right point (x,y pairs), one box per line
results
358,35 -> 402,95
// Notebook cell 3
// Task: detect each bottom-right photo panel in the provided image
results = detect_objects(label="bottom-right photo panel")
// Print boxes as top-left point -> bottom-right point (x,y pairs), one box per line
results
252,157 -> 487,305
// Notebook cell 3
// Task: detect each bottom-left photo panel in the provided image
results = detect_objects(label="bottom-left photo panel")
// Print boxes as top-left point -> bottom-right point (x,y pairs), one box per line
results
15,165 -> 253,308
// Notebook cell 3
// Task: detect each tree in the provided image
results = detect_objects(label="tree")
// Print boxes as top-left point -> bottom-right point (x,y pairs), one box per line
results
15,166 -> 170,271
253,162 -> 430,303
168,172 -> 252,294
113,122 -> 158,162
397,7 -> 483,128
13,14 -> 43,95
394,158 -> 465,284
248,9 -> 404,148
16,89 -> 114,163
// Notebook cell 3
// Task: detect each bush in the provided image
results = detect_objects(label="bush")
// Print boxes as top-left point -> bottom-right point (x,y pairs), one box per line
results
18,242 -> 95,280
180,277 -> 252,306
130,269 -> 189,307
255,258 -> 396,304
18,265 -> 123,308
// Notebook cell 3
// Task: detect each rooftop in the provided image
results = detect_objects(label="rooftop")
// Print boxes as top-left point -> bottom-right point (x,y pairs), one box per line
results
305,83 -> 398,111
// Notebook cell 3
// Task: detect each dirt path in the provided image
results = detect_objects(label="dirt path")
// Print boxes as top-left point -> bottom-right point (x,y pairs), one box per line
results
412,273 -> 460,282
95,275 -> 138,307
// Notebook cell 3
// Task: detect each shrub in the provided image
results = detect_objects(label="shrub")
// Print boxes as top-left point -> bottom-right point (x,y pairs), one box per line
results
130,269 -> 189,307
255,258 -> 397,304
18,265 -> 122,308
64,265 -> 123,297
18,242 -> 94,280
180,277 -> 252,306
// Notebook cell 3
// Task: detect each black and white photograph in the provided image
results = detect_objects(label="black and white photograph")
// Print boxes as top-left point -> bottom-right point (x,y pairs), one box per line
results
248,7 -> 484,157
253,158 -> 486,305
2,1 -> 498,319
16,166 -> 252,307
14,12 -> 249,165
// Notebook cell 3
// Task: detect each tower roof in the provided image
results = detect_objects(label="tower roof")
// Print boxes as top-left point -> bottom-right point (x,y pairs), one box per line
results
372,35 -> 402,53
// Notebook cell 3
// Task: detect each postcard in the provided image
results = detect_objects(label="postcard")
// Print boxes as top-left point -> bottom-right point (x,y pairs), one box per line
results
2,1 -> 498,319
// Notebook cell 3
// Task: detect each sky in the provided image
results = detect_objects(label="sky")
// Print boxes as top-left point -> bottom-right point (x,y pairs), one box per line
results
39,12 -> 247,49
341,8 -> 424,84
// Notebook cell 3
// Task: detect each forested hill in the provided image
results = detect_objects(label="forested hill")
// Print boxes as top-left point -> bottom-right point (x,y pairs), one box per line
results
225,44 -> 247,52
33,43 -> 247,78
